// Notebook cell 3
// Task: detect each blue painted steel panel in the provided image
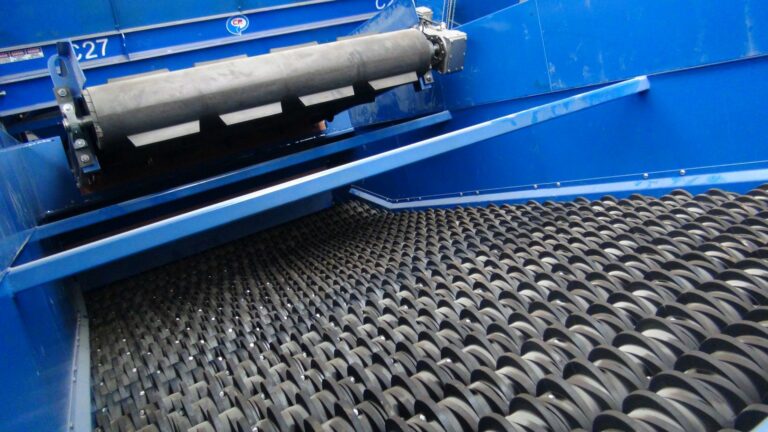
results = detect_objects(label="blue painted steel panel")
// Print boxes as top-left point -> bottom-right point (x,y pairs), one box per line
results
1,0 -> 371,47
403,0 -> 768,113
0,283 -> 77,432
0,76 -> 647,295
537,0 -> 768,90
413,0 -> 520,27
0,133 -> 39,270
452,0 -> 519,27
0,137 -> 82,221
111,0 -> 240,28
357,56 -> 768,202
437,1 -> 551,110
0,0 -> 115,47
351,0 -> 418,35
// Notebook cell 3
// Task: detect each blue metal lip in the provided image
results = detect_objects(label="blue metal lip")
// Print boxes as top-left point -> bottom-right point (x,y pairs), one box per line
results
350,164 -> 768,209
0,76 -> 648,296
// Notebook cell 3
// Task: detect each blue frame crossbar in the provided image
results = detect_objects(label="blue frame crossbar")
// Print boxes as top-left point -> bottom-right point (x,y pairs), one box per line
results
0,76 -> 649,296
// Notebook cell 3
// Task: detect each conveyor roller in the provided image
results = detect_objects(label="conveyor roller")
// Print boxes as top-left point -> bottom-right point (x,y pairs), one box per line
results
49,22 -> 467,187
87,186 -> 768,431
84,29 -> 436,151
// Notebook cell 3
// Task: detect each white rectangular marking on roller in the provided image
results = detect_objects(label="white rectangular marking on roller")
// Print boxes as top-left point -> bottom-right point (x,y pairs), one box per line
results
128,121 -> 201,147
219,103 -> 284,126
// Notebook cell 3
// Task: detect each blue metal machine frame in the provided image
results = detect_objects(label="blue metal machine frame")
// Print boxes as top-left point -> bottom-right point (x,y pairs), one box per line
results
0,76 -> 648,296
2,0 -> 768,431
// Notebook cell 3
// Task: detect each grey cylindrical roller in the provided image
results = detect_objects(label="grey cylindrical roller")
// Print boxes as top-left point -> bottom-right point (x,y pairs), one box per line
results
84,29 -> 435,151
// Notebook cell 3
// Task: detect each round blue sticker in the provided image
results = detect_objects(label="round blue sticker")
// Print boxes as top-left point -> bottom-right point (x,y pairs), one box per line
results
226,15 -> 250,36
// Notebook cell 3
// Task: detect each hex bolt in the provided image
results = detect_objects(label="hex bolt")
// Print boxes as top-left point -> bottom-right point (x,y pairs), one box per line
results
679,169 -> 686,176
73,138 -> 87,149
57,88 -> 68,97
79,154 -> 91,164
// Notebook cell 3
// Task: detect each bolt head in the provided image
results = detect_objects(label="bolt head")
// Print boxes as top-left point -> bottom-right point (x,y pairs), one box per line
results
643,173 -> 649,179
679,169 -> 686,176
57,88 -> 68,97
73,138 -> 87,149
62,103 -> 73,113
556,182 -> 561,187
79,154 -> 91,163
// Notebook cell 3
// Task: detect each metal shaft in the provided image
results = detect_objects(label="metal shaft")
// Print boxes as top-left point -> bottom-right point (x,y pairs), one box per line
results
84,29 -> 435,151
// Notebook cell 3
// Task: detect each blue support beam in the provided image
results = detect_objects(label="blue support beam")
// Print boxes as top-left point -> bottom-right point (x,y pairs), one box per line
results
0,75 -> 649,296
32,111 -> 452,241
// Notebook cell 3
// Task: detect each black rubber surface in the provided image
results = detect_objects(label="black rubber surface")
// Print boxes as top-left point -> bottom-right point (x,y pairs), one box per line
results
87,187 -> 768,432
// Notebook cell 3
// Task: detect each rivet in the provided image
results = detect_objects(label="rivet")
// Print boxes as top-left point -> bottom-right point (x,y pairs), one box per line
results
642,173 -> 649,179
679,169 -> 686,176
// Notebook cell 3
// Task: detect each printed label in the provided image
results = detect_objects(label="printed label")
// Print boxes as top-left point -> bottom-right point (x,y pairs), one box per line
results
0,46 -> 44,64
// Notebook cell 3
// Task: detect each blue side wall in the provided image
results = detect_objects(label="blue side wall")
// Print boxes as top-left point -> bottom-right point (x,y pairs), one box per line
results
0,134 -> 78,432
354,0 -> 768,202
1,1 -> 768,430
0,284 -> 77,432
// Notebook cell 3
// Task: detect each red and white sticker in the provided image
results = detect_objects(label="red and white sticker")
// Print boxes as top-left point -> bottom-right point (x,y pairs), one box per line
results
0,46 -> 44,64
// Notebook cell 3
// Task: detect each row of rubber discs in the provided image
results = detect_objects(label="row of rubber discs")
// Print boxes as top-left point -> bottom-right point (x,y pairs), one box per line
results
87,186 -> 768,431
